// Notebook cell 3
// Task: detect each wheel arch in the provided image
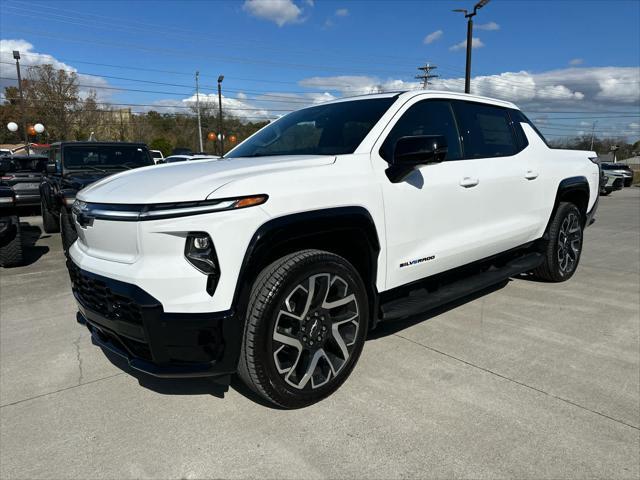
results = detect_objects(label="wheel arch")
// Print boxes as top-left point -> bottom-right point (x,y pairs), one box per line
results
233,207 -> 381,328
546,176 -> 590,233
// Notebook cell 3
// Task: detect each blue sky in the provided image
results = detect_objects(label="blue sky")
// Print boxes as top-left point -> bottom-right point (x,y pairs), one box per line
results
1,0 -> 639,140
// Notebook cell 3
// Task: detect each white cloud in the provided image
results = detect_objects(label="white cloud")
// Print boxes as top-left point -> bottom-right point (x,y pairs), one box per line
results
242,0 -> 304,27
537,84 -> 584,100
0,39 -> 110,99
476,22 -> 500,31
298,66 -> 640,112
569,58 -> 584,66
629,122 -> 640,130
450,37 -> 484,51
423,30 -> 443,45
182,93 -> 272,122
335,8 -> 349,17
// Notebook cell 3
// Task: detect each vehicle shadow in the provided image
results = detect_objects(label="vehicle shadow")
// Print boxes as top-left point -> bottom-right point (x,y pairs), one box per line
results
93,279 -> 510,408
101,349 -> 230,399
19,222 -> 49,267
367,280 -> 509,340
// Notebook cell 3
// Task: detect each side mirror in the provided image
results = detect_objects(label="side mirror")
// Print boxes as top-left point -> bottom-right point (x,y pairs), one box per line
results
46,164 -> 57,174
386,135 -> 448,183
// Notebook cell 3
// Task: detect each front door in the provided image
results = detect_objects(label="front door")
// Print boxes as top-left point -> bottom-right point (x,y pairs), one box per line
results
373,98 -> 487,290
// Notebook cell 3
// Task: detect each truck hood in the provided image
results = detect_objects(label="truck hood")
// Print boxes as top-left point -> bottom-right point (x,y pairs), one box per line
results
77,155 -> 335,204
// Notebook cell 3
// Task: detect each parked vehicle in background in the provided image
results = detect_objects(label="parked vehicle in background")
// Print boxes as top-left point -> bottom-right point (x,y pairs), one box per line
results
68,91 -> 600,408
162,155 -> 218,163
40,142 -> 154,251
600,163 -> 634,187
150,150 -> 164,164
0,149 -> 13,156
0,185 -> 22,267
602,172 -> 624,195
0,155 -> 48,207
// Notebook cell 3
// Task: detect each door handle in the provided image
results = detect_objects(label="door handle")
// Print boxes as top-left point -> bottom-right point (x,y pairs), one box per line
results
525,170 -> 539,180
459,177 -> 479,188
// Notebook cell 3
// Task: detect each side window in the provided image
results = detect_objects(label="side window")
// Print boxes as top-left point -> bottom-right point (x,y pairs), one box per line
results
54,148 -> 62,171
380,100 -> 462,162
452,102 -> 517,158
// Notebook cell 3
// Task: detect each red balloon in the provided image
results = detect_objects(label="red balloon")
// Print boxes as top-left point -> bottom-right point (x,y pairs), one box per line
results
228,134 -> 237,144
27,125 -> 36,136
207,132 -> 216,141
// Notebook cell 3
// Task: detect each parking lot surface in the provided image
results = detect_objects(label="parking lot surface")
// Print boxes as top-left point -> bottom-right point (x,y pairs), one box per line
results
1,188 -> 639,479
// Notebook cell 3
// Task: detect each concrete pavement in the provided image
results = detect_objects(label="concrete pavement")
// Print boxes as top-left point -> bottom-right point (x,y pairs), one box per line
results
1,189 -> 638,479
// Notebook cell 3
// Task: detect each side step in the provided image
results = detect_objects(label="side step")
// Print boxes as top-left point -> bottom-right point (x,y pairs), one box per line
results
380,252 -> 543,321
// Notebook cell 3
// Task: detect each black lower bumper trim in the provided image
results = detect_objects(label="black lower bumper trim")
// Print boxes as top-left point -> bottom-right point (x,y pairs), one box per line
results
69,262 -> 243,379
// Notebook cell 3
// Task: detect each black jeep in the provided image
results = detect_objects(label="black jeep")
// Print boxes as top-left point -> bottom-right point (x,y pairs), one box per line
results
0,185 -> 23,267
0,154 -> 48,207
40,142 -> 154,251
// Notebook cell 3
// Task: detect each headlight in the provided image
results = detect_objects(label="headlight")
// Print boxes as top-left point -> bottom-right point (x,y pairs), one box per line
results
184,232 -> 219,296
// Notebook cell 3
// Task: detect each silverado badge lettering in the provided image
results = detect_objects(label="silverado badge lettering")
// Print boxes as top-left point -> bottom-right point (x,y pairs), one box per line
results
400,256 -> 435,268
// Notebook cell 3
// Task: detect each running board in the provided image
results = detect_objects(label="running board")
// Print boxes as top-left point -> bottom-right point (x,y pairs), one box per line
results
380,252 -> 543,321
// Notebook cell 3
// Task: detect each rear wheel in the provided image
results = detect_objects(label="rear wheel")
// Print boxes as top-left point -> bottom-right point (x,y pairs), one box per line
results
533,202 -> 583,282
238,249 -> 368,409
41,200 -> 60,233
60,209 -> 77,252
0,222 -> 23,268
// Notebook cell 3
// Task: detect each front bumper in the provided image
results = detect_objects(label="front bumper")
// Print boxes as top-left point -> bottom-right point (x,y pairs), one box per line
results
68,260 -> 243,378
14,193 -> 40,206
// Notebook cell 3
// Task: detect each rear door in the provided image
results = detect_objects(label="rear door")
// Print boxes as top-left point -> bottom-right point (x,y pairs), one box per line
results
451,101 -> 543,256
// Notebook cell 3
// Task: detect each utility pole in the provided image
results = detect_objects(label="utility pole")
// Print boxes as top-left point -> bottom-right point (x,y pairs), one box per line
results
217,75 -> 224,156
590,121 -> 597,151
12,50 -> 29,156
453,0 -> 490,94
415,63 -> 438,89
195,71 -> 204,152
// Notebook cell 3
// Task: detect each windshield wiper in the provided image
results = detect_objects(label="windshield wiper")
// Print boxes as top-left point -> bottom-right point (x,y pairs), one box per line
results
69,165 -> 107,174
106,163 -> 133,170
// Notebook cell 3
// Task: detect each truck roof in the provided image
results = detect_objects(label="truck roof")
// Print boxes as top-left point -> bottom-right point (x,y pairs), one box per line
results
321,90 -> 519,110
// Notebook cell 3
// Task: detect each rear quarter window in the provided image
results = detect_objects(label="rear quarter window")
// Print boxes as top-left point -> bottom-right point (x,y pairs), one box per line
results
452,101 -> 517,159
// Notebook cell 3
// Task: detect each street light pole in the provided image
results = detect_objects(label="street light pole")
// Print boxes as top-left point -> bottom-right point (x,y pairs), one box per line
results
13,50 -> 29,156
217,75 -> 224,156
453,0 -> 490,94
465,16 -> 473,94
195,71 -> 204,152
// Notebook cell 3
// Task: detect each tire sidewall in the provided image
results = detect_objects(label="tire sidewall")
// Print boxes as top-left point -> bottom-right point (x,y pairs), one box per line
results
250,253 -> 369,408
550,203 -> 583,280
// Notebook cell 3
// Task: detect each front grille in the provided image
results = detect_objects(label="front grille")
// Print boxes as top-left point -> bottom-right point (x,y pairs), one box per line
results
67,262 -> 143,327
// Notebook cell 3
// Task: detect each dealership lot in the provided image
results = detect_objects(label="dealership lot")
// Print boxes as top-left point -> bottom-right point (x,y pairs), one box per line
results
1,189 -> 638,479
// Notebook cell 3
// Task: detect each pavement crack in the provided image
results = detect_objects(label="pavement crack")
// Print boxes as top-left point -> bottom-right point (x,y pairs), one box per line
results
73,333 -> 84,385
0,373 -> 125,409
393,333 -> 640,432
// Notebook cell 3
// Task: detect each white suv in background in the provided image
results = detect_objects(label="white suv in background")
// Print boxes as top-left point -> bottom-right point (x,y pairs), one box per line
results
67,91 -> 600,408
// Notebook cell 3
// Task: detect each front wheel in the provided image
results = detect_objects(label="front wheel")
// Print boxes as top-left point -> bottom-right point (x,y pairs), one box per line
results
533,202 -> 583,282
0,222 -> 23,268
41,200 -> 60,233
238,249 -> 368,409
60,209 -> 77,252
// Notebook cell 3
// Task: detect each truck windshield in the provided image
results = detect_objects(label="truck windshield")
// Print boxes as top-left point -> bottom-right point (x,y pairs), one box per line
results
226,97 -> 396,158
63,145 -> 154,170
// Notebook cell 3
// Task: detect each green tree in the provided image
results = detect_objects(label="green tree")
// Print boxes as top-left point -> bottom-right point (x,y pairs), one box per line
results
149,137 -> 173,157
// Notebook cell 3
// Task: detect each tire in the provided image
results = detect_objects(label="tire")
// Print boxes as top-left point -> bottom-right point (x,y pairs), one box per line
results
533,202 -> 583,282
0,222 -> 23,268
41,200 -> 60,233
60,209 -> 77,252
238,249 -> 369,409
600,189 -> 611,196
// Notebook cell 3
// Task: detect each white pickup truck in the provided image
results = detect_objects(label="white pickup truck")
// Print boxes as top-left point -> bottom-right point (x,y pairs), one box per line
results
67,91 -> 600,408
